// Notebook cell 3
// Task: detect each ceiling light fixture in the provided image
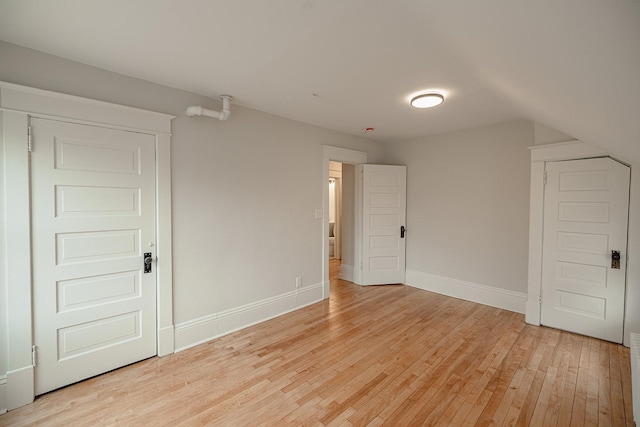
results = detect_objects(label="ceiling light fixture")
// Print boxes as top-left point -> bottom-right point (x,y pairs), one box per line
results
410,93 -> 444,108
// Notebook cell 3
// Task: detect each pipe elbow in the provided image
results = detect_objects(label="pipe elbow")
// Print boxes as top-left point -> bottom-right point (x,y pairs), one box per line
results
186,96 -> 232,120
219,109 -> 231,120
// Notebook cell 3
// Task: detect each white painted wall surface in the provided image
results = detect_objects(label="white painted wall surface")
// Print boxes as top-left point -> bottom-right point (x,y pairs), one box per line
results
385,120 -> 534,294
0,41 -> 386,378
534,122 -> 576,145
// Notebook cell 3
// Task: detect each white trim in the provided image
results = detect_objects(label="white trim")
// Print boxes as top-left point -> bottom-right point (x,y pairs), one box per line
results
155,132 -> 174,356
174,283 -> 323,352
0,81 -> 173,133
339,264 -> 355,282
526,140 -> 615,326
0,375 -> 6,414
526,161 -> 545,325
354,164 -> 363,285
322,146 -> 368,297
529,140 -> 607,163
297,282 -> 324,307
6,365 -> 33,411
322,145 -> 368,165
405,270 -> 527,314
2,111 -> 34,409
0,82 -> 174,410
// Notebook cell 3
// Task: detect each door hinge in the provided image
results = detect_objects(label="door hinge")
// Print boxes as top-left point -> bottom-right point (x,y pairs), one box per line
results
32,345 -> 37,367
539,290 -> 543,305
28,126 -> 33,152
543,170 -> 547,185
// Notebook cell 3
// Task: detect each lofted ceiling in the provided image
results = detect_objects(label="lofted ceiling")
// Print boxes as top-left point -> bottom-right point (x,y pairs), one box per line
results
0,0 -> 639,162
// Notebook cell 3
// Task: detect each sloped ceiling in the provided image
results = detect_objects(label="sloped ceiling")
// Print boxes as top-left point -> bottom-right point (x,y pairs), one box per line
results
0,0 -> 638,162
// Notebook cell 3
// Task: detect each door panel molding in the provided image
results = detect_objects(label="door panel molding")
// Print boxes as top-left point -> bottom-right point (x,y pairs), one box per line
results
526,142 -> 607,327
360,164 -> 407,285
540,158 -> 629,342
31,118 -> 159,394
526,140 -> 640,346
0,82 -> 174,410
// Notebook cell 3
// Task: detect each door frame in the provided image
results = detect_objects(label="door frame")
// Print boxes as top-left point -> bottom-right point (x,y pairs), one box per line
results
526,139 -> 640,346
0,81 -> 175,410
322,145 -> 368,297
329,165 -> 342,260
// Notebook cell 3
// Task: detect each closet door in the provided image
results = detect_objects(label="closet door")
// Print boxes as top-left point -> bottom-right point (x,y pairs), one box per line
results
31,118 -> 158,394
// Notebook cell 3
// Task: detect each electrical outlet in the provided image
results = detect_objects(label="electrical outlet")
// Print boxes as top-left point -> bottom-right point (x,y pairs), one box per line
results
295,276 -> 302,288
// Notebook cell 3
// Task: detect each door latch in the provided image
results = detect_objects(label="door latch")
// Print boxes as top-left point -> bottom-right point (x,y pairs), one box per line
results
400,226 -> 406,238
144,252 -> 153,273
611,250 -> 621,269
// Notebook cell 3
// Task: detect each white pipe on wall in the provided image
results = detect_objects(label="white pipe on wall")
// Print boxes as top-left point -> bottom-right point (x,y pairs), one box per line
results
185,95 -> 232,120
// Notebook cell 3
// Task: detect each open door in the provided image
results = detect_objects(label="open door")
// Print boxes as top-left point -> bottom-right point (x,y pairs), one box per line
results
540,157 -> 629,343
359,164 -> 407,285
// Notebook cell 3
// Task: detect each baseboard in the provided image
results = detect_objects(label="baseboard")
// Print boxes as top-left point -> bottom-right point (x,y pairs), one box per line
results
405,270 -> 527,314
339,263 -> 354,282
297,282 -> 324,306
174,283 -> 323,352
157,325 -> 175,357
525,299 -> 541,325
7,365 -> 34,411
0,375 -> 6,415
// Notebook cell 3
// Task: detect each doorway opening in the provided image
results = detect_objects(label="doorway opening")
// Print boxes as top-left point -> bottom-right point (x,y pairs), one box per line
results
329,162 -> 342,262
322,145 -> 368,299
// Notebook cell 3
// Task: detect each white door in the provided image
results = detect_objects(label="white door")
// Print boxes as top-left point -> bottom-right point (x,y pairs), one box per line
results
31,118 -> 157,394
360,164 -> 407,285
540,157 -> 630,343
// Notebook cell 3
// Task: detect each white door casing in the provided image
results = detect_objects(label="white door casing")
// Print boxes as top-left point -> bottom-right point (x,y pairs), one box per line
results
322,145 -> 368,295
1,81 -> 174,410
31,118 -> 157,394
360,164 -> 407,285
540,157 -> 630,343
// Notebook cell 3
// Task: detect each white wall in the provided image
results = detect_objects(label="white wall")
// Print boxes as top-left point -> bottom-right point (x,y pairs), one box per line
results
534,122 -> 576,145
0,41 -> 386,375
385,120 -> 534,300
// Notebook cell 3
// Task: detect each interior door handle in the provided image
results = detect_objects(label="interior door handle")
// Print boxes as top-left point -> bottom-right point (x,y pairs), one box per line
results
611,250 -> 621,269
400,226 -> 406,238
144,252 -> 153,273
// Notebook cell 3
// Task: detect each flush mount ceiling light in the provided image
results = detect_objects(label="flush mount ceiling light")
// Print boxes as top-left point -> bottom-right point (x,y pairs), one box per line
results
410,93 -> 444,108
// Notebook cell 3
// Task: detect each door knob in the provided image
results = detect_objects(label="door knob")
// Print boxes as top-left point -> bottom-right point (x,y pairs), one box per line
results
400,226 -> 406,238
144,252 -> 153,273
611,250 -> 621,269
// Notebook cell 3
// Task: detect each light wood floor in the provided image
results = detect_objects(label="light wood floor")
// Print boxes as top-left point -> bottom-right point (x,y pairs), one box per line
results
1,260 -> 634,426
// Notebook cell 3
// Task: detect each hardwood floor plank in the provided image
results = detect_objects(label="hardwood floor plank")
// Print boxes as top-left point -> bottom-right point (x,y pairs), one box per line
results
0,260 -> 633,426
616,344 -> 635,426
585,338 -> 602,426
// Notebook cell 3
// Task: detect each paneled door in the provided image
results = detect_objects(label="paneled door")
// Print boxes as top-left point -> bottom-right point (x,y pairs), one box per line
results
540,157 -> 630,343
31,118 -> 157,394
361,165 -> 407,285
